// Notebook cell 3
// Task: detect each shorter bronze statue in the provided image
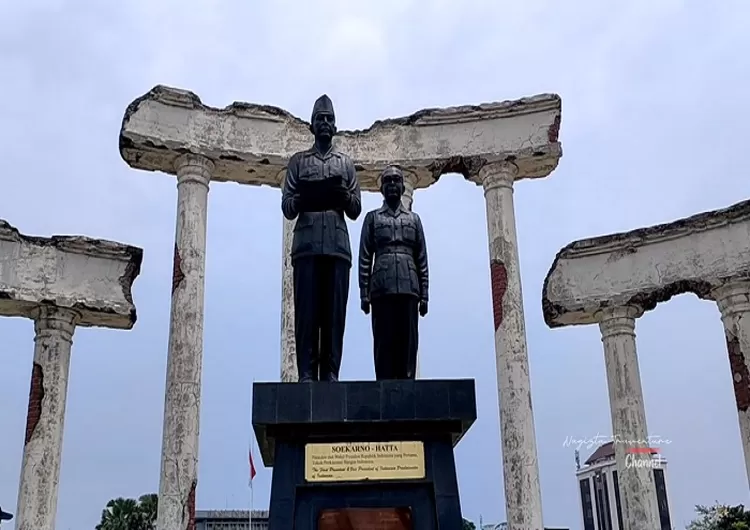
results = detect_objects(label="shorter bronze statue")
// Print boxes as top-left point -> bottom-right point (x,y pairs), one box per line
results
359,166 -> 428,380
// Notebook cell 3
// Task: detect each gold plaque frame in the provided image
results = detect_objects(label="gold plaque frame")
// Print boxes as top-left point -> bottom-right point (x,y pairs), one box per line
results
304,441 -> 426,482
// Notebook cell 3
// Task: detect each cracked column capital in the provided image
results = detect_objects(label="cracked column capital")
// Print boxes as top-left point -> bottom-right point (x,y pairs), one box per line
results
478,161 -> 519,195
30,306 -> 80,343
596,305 -> 643,339
713,281 -> 750,320
175,154 -> 214,188
401,170 -> 418,211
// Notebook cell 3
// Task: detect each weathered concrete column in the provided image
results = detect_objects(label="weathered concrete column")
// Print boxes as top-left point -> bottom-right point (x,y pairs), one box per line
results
713,281 -> 750,488
479,161 -> 543,530
157,153 -> 214,530
402,170 -> 421,378
15,306 -> 79,530
280,170 -> 297,382
597,305 -> 660,530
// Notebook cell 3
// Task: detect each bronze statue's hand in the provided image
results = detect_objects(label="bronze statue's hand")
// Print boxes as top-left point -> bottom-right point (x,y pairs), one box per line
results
292,194 -> 303,212
419,300 -> 428,317
336,187 -> 350,206
361,300 -> 370,314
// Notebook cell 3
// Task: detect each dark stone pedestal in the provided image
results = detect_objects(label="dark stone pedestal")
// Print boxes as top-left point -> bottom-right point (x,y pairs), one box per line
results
252,379 -> 476,530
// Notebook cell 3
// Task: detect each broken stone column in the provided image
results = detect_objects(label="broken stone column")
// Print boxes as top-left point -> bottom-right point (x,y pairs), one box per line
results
17,306 -> 79,530
0,220 -> 142,530
597,306 -> 660,530
279,170 -> 298,383
476,161 -> 543,530
157,154 -> 214,530
713,280 -> 750,488
543,198 -> 750,529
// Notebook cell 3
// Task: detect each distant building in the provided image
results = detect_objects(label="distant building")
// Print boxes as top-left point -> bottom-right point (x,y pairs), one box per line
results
195,510 -> 269,530
576,442 -> 673,530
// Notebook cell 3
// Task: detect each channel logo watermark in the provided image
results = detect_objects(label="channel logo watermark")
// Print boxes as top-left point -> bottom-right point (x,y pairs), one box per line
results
564,434 -> 671,469
623,447 -> 666,469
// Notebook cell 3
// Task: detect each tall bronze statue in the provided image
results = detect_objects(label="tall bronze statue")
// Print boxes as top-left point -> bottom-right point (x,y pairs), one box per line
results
281,95 -> 362,382
359,165 -> 429,380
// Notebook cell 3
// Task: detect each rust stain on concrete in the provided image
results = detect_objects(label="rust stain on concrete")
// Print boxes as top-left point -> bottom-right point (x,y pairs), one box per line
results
727,334 -> 750,411
25,362 -> 44,444
490,260 -> 508,331
172,243 -> 185,294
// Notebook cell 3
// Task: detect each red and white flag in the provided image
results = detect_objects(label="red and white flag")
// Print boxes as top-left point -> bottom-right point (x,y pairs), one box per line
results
248,441 -> 257,528
249,445 -> 257,485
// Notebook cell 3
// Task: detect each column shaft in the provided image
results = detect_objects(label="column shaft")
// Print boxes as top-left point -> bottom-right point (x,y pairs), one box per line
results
280,214 -> 297,382
15,306 -> 79,530
402,171 -> 420,377
480,162 -> 543,530
157,154 -> 213,530
400,172 -> 416,212
597,306 -> 660,530
714,281 -> 750,488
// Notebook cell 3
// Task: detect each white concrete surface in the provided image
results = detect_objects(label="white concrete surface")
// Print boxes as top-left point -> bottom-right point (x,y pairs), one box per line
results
479,162 -> 544,530
598,306 -> 661,530
15,306 -> 79,530
714,280 -> 750,489
120,85 -> 562,191
543,199 -> 750,327
156,154 -> 213,530
0,220 -> 142,329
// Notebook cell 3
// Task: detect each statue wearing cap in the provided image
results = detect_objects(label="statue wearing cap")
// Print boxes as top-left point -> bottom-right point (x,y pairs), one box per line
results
281,94 -> 362,382
358,165 -> 429,380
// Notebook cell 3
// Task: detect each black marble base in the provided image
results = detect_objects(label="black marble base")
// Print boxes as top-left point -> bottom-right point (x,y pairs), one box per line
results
252,379 -> 477,530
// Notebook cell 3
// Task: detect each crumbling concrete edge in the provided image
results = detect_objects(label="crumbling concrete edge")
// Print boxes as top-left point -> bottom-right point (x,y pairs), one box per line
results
0,219 -> 144,328
542,198 -> 750,328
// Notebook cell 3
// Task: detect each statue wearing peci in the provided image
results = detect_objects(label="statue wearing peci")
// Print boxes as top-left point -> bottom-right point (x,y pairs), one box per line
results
359,165 -> 429,380
281,94 -> 362,382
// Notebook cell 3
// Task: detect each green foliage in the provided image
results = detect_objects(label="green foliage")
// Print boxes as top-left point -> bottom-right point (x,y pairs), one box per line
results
462,518 -> 476,530
687,504 -> 750,530
95,494 -> 158,530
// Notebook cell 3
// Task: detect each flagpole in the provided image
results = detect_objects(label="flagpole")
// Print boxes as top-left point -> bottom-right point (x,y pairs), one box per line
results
249,376 -> 256,530
248,435 -> 254,529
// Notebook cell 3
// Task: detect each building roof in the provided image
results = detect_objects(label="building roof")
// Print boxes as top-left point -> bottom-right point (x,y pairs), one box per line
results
583,441 -> 661,467
195,510 -> 269,520
584,442 -> 615,465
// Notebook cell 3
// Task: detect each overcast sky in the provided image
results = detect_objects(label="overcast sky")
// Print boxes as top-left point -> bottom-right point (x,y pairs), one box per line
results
1,0 -> 749,529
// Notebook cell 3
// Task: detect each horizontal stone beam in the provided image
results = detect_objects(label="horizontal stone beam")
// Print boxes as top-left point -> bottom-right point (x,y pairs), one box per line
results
543,199 -> 750,327
0,220 -> 143,329
120,85 -> 562,191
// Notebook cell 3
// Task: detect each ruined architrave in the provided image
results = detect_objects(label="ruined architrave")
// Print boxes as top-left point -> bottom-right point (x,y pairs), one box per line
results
120,85 -> 562,530
0,220 -> 142,530
543,199 -> 750,529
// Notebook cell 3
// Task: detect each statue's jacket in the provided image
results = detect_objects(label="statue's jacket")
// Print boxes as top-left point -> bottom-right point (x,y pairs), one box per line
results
281,147 -> 362,264
359,203 -> 429,302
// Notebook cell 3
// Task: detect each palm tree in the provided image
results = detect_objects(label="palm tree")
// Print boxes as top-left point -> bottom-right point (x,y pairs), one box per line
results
136,494 -> 158,530
96,497 -> 139,530
95,494 -> 158,530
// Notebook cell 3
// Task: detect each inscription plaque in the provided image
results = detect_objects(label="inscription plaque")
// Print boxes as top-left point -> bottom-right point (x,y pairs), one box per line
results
318,507 -> 412,530
305,441 -> 425,482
